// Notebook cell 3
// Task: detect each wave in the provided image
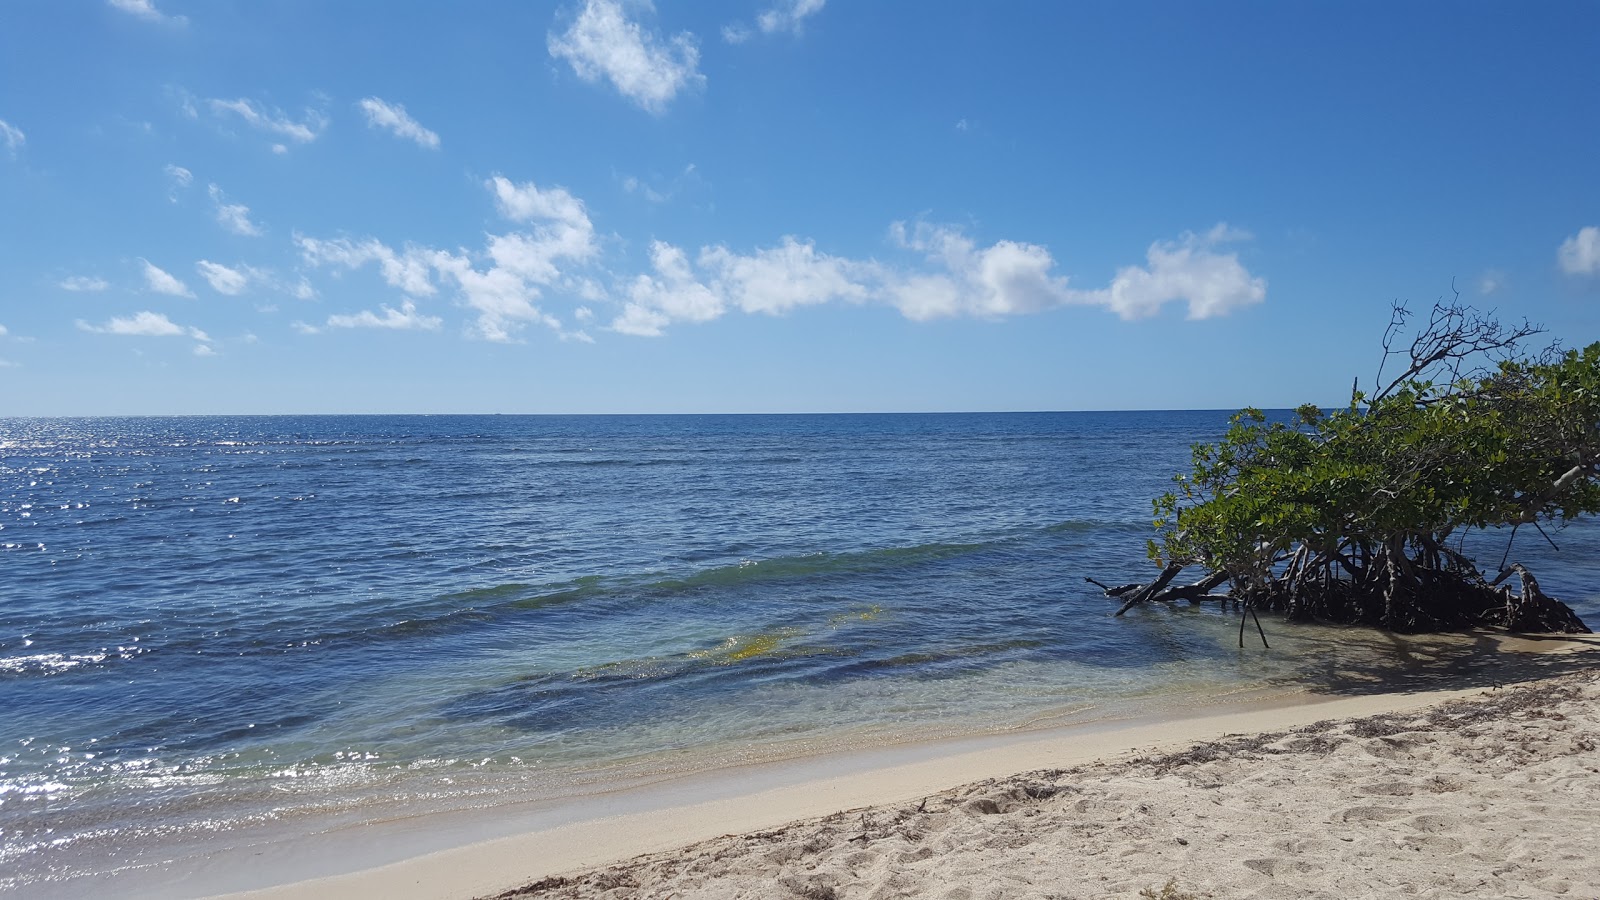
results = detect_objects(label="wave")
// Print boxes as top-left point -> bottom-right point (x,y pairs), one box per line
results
0,521 -> 1127,677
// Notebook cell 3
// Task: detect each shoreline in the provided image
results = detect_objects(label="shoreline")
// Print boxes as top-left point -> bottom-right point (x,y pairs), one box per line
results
201,637 -> 1599,900
488,666 -> 1600,900
12,632 -> 1594,900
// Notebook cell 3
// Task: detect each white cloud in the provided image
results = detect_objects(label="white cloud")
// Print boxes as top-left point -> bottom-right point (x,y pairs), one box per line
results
326,300 -> 443,331
164,163 -> 192,200
1082,224 -> 1266,320
1478,269 -> 1506,295
76,310 -> 208,340
292,278 -> 317,300
357,97 -> 440,149
295,235 -> 437,296
208,184 -> 263,236
427,247 -> 568,342
193,343 -> 217,357
1558,226 -> 1600,276
489,175 -> 591,229
609,221 -> 1265,335
60,275 -> 110,292
484,176 -> 598,273
621,174 -> 668,203
0,118 -> 23,157
757,0 -> 826,36
548,0 -> 704,115
208,98 -> 326,145
300,178 -> 596,331
0,324 -> 7,336
108,0 -> 187,25
614,241 -> 726,336
299,177 -> 599,342
290,320 -> 321,335
886,222 -> 1071,320
195,260 -> 260,295
703,237 -> 873,315
725,0 -> 824,42
140,259 -> 195,297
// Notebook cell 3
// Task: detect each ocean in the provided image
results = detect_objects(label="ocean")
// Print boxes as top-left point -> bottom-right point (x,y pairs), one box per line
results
3,412 -> 1595,895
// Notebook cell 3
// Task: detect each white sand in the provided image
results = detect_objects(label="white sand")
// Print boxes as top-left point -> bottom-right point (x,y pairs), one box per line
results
221,663 -> 1600,900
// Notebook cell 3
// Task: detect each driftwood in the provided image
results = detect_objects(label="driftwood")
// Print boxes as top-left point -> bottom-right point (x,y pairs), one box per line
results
1085,567 -> 1230,615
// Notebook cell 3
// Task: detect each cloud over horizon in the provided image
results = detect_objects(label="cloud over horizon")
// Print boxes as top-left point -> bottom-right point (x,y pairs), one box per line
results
326,300 -> 443,331
76,310 -> 209,343
612,221 -> 1266,335
297,176 -> 600,342
294,172 -> 1264,343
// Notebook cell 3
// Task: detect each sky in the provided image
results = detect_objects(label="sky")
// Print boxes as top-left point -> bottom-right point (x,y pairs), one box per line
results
1,0 -> 1597,415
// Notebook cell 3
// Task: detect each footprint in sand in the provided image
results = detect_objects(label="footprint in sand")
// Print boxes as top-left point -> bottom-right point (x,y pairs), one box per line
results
1335,805 -> 1410,823
1243,857 -> 1315,876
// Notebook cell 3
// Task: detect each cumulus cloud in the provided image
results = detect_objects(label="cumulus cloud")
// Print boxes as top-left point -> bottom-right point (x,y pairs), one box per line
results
886,221 -> 1071,320
164,163 -> 192,200
76,310 -> 209,340
195,260 -> 262,295
608,221 -> 1265,335
107,0 -> 186,25
326,300 -> 442,331
193,343 -> 217,357
703,237 -> 874,315
549,0 -> 704,114
1558,226 -> 1600,276
1082,224 -> 1266,320
208,184 -> 263,236
614,241 -> 726,336
208,97 -> 327,145
726,0 -> 825,41
296,235 -> 438,296
301,176 -> 598,342
60,275 -> 110,292
140,259 -> 195,297
0,118 -> 23,157
357,97 -> 439,149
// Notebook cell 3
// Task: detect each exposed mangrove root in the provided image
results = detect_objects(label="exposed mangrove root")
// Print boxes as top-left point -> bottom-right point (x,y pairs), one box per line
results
1090,547 -> 1592,636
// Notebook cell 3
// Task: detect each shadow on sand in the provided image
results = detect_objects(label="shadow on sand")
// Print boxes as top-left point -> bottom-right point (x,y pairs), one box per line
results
1280,626 -> 1600,697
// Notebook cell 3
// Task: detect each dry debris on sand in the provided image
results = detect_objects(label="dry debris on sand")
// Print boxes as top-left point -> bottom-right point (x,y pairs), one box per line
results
490,671 -> 1600,900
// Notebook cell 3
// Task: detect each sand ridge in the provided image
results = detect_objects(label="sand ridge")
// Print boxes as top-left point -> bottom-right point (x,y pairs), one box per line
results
488,671 -> 1600,900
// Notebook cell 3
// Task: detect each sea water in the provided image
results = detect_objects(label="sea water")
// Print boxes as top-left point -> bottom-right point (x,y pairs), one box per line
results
3,412 -> 1595,894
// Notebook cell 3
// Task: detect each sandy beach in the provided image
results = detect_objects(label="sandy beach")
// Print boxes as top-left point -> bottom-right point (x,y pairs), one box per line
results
215,640 -> 1600,900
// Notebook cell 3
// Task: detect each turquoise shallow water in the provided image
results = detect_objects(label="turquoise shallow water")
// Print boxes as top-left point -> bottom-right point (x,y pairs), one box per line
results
3,412 -> 1596,893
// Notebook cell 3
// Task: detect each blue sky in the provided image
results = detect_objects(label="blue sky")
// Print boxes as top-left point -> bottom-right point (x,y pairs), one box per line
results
1,0 -> 1597,415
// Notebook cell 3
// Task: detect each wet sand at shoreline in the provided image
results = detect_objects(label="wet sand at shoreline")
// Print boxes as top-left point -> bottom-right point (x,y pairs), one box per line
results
214,637 -> 1600,900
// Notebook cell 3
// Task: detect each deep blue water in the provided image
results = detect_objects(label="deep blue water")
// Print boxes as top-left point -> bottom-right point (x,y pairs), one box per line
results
3,412 -> 1596,893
